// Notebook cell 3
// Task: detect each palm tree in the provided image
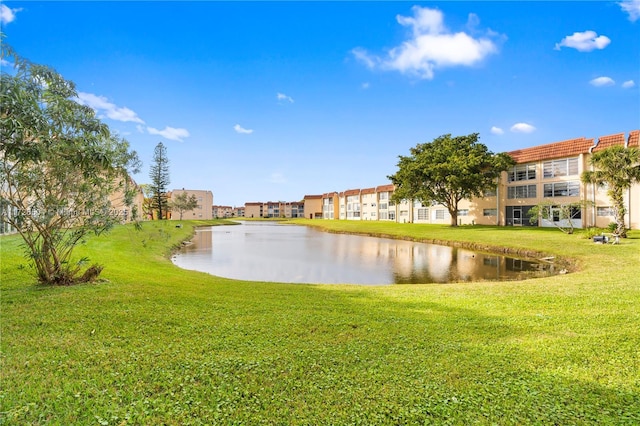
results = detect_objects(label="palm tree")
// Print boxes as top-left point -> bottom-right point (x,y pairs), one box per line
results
582,145 -> 640,238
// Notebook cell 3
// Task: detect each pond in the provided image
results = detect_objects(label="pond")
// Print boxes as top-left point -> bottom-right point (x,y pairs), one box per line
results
171,222 -> 558,285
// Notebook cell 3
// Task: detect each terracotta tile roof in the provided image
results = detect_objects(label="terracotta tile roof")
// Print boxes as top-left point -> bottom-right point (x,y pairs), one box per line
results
344,189 -> 360,196
628,130 -> 639,148
361,187 -> 376,195
322,192 -> 338,198
507,137 -> 595,163
592,132 -> 626,152
303,194 -> 322,199
376,184 -> 395,192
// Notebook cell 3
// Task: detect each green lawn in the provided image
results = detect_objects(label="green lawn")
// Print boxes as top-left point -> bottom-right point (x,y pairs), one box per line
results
1,219 -> 639,425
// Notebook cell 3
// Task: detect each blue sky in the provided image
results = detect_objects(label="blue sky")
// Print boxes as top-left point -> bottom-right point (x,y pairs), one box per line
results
2,1 -> 639,207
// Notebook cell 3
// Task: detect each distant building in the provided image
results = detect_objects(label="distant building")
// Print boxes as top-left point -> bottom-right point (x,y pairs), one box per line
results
213,205 -> 234,218
244,200 -> 309,218
170,189 -> 213,220
233,206 -> 245,217
303,195 -> 323,219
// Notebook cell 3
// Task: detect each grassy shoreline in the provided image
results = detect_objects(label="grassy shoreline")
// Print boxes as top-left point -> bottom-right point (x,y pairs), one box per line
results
1,220 -> 639,424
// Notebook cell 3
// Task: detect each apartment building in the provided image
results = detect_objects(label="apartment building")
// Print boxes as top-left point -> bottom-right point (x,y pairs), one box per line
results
303,195 -> 323,219
233,206 -> 245,217
169,189 -> 213,220
1,175 -> 145,235
109,176 -> 145,223
244,200 -> 310,219
213,205 -> 234,218
315,130 -> 639,230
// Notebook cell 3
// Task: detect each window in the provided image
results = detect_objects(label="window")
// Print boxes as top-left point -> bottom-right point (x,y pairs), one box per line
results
400,210 -> 409,217
508,163 -> 536,182
417,208 -> 428,220
483,209 -> 497,216
380,203 -> 387,210
597,206 -> 614,216
543,181 -> 579,197
379,192 -> 389,200
435,210 -> 445,220
543,158 -> 579,178
483,189 -> 497,197
507,185 -> 537,199
389,211 -> 396,220
458,209 -> 469,216
379,212 -> 388,220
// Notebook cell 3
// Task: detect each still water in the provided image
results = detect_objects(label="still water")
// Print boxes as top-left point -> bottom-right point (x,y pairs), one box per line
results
172,222 -> 556,285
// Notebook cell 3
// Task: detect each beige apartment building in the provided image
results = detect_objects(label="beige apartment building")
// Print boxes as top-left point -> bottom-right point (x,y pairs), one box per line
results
213,205 -> 234,218
109,177 -> 145,223
316,130 -> 639,230
244,197 -> 322,219
170,189 -> 213,220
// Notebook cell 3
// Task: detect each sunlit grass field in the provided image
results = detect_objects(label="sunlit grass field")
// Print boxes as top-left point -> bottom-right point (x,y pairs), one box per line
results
1,219 -> 639,425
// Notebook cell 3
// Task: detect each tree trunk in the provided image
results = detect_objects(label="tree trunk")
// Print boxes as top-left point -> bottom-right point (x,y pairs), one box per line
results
611,189 -> 627,237
449,209 -> 458,227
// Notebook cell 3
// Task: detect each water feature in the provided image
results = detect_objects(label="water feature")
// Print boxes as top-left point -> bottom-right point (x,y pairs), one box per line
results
171,221 -> 557,285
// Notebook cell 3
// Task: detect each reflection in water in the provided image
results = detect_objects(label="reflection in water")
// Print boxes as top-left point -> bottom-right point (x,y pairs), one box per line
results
172,222 -> 556,285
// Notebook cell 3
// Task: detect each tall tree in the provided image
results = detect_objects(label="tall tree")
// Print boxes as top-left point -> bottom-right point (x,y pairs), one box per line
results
0,44 -> 140,284
149,142 -> 170,220
169,191 -> 199,220
389,133 -> 514,226
582,145 -> 640,238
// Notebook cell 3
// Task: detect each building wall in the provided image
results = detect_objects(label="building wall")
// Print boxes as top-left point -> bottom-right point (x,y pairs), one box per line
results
303,195 -> 323,219
244,203 -> 264,218
170,189 -> 213,220
109,177 -> 145,223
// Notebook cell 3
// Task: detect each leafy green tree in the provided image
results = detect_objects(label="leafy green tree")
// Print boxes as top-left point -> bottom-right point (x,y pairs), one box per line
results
0,44 -> 140,284
582,145 -> 640,238
169,191 -> 199,220
388,133 -> 514,226
149,142 -> 170,220
527,201 -> 588,234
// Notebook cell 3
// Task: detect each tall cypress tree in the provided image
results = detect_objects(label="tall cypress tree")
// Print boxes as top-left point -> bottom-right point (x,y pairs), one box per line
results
149,142 -> 170,220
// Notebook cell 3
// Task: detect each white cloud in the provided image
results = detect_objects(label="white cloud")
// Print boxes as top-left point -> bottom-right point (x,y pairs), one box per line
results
510,123 -> 536,133
554,30 -> 611,52
590,76 -> 615,87
234,124 -> 254,134
490,126 -> 504,135
619,0 -> 640,21
352,47 -> 378,69
276,92 -> 294,103
361,82 -> 370,89
352,6 -> 500,80
622,80 -> 636,88
0,4 -> 22,25
147,126 -> 190,142
269,172 -> 287,184
76,92 -> 145,124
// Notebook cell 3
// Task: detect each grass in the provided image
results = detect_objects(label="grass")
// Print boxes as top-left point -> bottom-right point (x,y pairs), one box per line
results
1,219 -> 639,425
